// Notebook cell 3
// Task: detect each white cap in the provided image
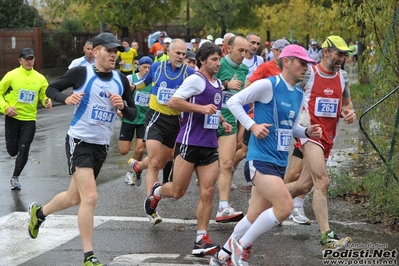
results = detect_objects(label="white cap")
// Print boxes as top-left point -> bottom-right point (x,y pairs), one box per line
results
191,38 -> 196,43
164,37 -> 172,44
215,38 -> 223,45
206,35 -> 214,41
199,39 -> 211,48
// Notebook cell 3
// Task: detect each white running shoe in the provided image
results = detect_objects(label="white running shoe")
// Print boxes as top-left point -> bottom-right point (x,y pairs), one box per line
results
128,158 -> 142,186
231,237 -> 252,266
289,207 -> 311,225
215,205 -> 243,223
147,211 -> 163,226
230,182 -> 237,190
124,171 -> 134,185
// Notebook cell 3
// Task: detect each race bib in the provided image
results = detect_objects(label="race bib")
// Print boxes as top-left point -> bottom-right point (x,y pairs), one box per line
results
18,89 -> 36,104
88,104 -> 116,126
314,97 -> 339,118
134,91 -> 150,106
277,128 -> 292,151
156,87 -> 176,105
204,110 -> 221,129
222,91 -> 235,108
123,63 -> 132,70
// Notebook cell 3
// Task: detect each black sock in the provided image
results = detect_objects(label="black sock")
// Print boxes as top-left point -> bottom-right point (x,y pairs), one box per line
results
163,161 -> 173,183
84,251 -> 94,261
36,208 -> 46,220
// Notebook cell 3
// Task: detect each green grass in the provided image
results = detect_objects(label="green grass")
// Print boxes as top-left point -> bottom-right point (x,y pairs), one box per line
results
328,165 -> 399,230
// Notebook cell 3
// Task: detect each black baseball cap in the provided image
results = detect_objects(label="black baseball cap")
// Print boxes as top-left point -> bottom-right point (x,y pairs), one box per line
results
19,48 -> 35,59
93,33 -> 124,52
186,50 -> 196,61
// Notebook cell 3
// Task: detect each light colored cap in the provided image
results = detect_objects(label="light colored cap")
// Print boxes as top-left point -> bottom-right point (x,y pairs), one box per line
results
321,35 -> 351,52
164,37 -> 172,44
206,35 -> 214,41
272,39 -> 291,50
191,38 -> 196,43
199,39 -> 211,48
279,45 -> 316,64
215,38 -> 223,45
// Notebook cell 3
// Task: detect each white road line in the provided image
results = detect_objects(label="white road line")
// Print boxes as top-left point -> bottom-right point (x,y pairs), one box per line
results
0,212 -> 366,266
0,212 -> 106,266
110,254 -> 210,265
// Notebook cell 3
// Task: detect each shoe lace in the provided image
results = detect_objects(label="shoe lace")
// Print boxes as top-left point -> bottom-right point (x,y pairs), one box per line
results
87,256 -> 102,266
201,233 -> 213,244
241,244 -> 252,261
297,207 -> 305,215
34,219 -> 45,229
222,204 -> 235,213
327,231 -> 340,240
149,195 -> 160,209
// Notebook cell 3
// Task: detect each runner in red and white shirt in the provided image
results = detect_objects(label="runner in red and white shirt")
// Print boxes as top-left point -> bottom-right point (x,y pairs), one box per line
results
285,35 -> 357,253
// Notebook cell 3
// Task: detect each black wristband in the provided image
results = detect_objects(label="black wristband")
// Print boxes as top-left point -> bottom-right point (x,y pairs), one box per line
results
220,119 -> 226,125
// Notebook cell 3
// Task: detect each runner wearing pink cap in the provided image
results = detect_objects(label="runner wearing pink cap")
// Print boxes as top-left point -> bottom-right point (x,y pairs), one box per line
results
210,45 -> 322,266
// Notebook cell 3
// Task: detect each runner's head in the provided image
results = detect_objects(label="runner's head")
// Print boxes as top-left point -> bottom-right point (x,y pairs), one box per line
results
278,44 -> 315,84
138,56 -> 153,76
321,35 -> 350,72
194,43 -> 221,76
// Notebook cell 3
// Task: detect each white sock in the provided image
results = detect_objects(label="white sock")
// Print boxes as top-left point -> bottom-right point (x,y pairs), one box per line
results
293,197 -> 304,208
196,230 -> 207,242
219,215 -> 252,258
154,187 -> 161,198
218,200 -> 228,210
239,207 -> 280,247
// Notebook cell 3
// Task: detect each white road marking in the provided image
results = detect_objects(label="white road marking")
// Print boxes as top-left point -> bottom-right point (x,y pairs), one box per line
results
109,254 -> 211,265
0,212 -> 366,266
0,212 -> 106,266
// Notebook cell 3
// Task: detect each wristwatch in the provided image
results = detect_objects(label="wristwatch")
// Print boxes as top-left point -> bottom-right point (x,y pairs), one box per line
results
223,81 -> 229,91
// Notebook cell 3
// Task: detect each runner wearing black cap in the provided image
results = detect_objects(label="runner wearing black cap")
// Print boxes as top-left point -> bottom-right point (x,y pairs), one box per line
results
27,32 -> 137,266
0,47 -> 52,190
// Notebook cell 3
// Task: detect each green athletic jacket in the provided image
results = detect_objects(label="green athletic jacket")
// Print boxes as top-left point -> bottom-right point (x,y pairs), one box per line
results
0,65 -> 49,121
216,57 -> 248,124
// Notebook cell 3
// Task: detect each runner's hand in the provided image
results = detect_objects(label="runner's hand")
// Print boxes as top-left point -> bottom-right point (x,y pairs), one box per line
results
341,109 -> 356,124
306,124 -> 322,139
250,123 -> 272,139
202,104 -> 217,115
5,106 -> 17,117
45,98 -> 52,110
109,92 -> 124,110
65,93 -> 84,105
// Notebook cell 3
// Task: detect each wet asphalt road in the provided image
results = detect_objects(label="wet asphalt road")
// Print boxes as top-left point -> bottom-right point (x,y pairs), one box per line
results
1,103 -> 398,266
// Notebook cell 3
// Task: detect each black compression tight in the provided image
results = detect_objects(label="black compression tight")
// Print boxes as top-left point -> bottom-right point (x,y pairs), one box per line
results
5,116 -> 36,176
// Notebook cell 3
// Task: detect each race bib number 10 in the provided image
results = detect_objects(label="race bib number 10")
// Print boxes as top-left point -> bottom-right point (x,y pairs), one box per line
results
277,129 -> 292,151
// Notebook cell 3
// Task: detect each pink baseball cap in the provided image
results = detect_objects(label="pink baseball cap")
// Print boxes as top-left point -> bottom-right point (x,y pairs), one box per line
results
279,44 -> 316,64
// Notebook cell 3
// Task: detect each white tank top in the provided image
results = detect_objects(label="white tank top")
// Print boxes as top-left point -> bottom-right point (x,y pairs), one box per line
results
67,66 -> 123,145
